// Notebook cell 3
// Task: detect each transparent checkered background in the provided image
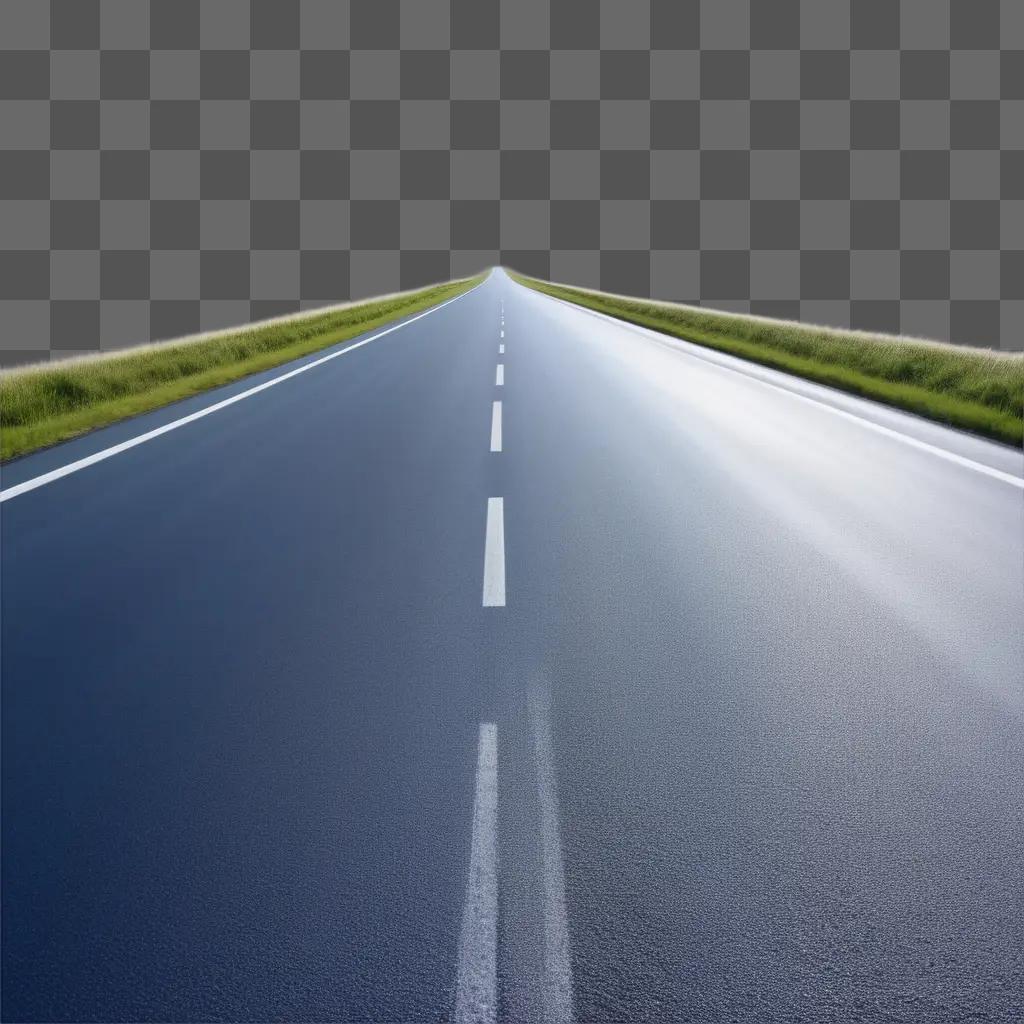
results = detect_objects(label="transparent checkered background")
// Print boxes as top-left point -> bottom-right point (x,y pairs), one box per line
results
1,0 -> 1022,365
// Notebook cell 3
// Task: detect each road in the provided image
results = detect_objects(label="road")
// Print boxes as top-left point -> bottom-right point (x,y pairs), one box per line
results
2,269 -> 1022,1023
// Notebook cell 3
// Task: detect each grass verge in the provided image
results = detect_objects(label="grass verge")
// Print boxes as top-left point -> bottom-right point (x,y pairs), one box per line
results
510,272 -> 1024,448
1,275 -> 484,462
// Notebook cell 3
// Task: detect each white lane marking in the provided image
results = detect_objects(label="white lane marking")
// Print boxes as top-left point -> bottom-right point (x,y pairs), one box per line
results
771,384 -> 1024,489
454,723 -> 499,1024
482,497 -> 505,607
500,329 -> 504,338
495,364 -> 504,387
534,291 -> 1024,491
0,288 -> 478,503
499,344 -> 504,354
490,401 -> 503,453
529,690 -> 574,1024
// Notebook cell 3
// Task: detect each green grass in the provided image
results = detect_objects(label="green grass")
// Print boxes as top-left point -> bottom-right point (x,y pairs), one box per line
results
511,272 -> 1024,448
0,275 -> 484,462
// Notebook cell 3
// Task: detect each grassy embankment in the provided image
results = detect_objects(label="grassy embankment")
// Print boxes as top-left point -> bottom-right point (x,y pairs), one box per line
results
511,273 -> 1023,448
0,275 -> 483,462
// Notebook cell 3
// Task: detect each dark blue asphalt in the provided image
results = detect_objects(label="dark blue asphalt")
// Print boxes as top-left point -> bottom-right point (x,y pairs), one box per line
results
3,271 -> 1023,1022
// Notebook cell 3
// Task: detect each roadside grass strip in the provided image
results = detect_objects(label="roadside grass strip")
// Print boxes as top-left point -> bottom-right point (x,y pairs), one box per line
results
1,275 -> 484,462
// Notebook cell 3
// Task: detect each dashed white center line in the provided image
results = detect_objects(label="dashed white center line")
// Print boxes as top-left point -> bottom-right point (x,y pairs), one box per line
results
490,401 -> 503,453
495,364 -> 504,386
482,497 -> 506,607
499,344 -> 504,354
454,723 -> 499,1024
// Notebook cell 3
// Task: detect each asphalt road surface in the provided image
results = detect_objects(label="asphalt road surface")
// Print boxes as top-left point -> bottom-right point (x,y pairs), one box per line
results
2,270 -> 1022,1023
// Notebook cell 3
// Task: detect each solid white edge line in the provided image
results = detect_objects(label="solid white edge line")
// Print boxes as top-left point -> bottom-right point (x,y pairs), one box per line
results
529,691 -> 574,1024
533,290 -> 1024,491
482,497 -> 505,607
0,286 -> 480,503
490,401 -> 503,453
495,364 -> 504,387
454,723 -> 499,1024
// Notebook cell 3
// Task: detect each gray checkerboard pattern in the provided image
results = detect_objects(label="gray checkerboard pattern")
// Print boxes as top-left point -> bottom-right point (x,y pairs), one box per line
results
1,0 -> 1021,365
